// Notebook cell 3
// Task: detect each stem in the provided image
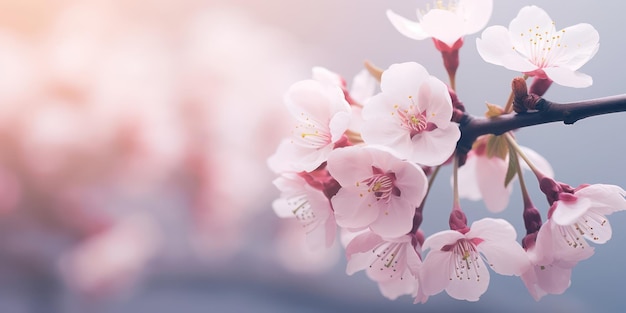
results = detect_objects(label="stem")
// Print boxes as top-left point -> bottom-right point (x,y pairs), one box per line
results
457,94 -> 626,154
452,155 -> 460,208
509,137 -> 532,206
504,132 -> 543,179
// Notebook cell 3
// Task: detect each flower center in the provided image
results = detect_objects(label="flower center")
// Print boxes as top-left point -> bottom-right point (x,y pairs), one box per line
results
368,241 -> 409,281
361,166 -> 401,202
443,239 -> 482,282
515,25 -> 567,70
292,114 -> 331,148
288,194 -> 318,232
395,102 -> 436,138
417,0 -> 459,19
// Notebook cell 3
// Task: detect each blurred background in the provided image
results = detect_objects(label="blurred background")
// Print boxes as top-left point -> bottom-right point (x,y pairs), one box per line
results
0,0 -> 624,312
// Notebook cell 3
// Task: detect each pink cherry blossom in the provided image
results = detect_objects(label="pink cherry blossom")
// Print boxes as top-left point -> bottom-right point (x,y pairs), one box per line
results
311,66 -> 377,134
476,5 -> 599,88
520,218 -> 592,301
421,218 -> 530,301
550,184 -> 626,246
272,172 -> 337,249
387,0 -> 493,47
345,230 -> 422,300
458,138 -> 554,213
268,79 -> 351,173
361,62 -> 460,166
327,145 -> 427,238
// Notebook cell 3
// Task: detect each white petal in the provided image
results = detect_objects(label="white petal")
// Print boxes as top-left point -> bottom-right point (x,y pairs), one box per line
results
458,0 -> 493,35
421,9 -> 465,47
478,239 -> 530,276
542,67 -> 592,88
554,23 -> 600,70
386,10 -> 430,41
476,26 -> 537,72
380,62 -> 429,98
508,6 -> 555,55
349,69 -> 377,104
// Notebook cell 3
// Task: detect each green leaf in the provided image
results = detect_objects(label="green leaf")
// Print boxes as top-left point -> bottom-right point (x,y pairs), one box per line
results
486,135 -> 509,160
504,143 -> 520,187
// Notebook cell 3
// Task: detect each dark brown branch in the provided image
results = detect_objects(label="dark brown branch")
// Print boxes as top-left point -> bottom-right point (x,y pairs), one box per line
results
456,94 -> 626,155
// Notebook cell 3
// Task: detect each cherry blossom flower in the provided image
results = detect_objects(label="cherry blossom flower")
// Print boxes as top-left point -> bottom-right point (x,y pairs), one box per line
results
476,5 -> 599,88
458,137 -> 554,213
520,218 -> 593,301
311,66 -> 377,135
268,79 -> 351,173
345,230 -> 422,300
327,145 -> 427,238
272,172 -> 337,249
386,0 -> 493,47
549,183 -> 626,248
361,62 -> 460,166
420,218 -> 530,301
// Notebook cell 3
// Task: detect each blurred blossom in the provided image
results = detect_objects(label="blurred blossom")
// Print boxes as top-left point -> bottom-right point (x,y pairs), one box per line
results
0,0 -> 304,299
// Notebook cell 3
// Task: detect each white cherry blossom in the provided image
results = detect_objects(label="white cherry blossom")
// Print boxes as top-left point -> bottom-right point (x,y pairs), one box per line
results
476,5 -> 599,87
387,0 -> 493,47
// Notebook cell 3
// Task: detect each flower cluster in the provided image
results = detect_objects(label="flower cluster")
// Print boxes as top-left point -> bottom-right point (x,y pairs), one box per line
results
269,2 -> 626,304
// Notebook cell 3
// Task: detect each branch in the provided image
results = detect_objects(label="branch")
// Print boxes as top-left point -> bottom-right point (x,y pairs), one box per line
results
456,94 -> 626,154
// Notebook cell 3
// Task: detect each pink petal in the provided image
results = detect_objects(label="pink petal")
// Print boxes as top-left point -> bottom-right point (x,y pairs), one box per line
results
349,69 -> 377,104
475,155 -> 512,213
552,197 -> 592,226
577,184 -> 626,215
422,230 -> 464,251
520,146 -> 554,178
533,262 -> 572,295
418,76 -> 453,127
409,125 -> 460,166
468,218 -> 517,242
386,10 -> 429,41
457,152 -> 482,201
331,187 -> 379,229
326,146 -> 377,186
420,249 -> 452,297
477,239 -> 530,276
378,273 -> 417,300
445,257 -> 490,301
369,197 -> 415,238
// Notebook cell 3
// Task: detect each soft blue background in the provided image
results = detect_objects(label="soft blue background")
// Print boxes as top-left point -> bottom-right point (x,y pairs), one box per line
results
3,1 -> 624,312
